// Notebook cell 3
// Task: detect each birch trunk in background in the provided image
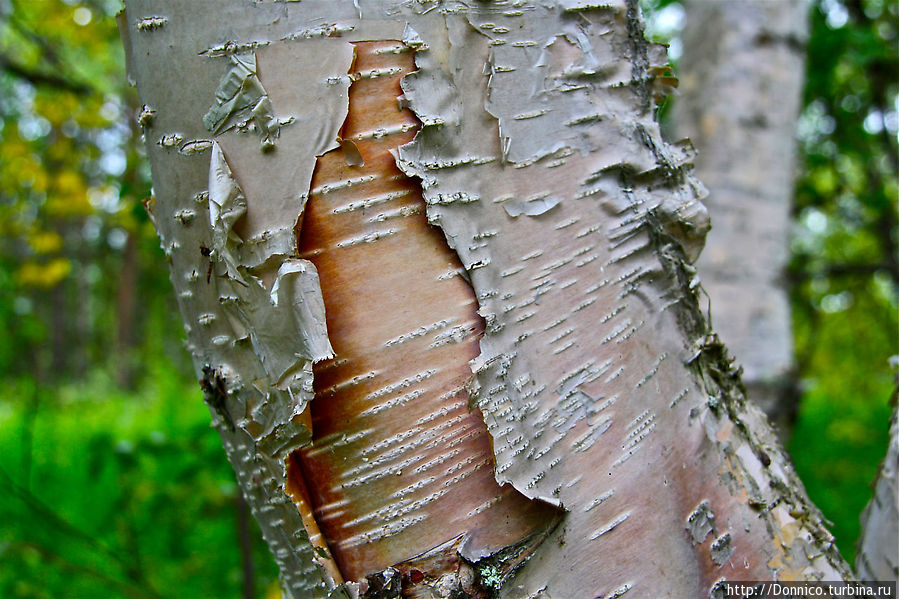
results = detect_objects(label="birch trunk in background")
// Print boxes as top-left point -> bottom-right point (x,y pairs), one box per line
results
120,1 -> 849,597
674,0 -> 808,432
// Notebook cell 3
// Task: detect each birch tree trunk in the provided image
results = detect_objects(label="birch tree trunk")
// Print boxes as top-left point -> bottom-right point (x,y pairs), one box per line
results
856,400 -> 899,583
120,1 -> 849,597
673,0 -> 808,432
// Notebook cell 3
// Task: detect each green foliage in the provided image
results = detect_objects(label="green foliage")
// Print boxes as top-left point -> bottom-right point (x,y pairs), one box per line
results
790,272 -> 896,561
0,3 -> 283,595
788,0 -> 899,564
0,0 -> 180,384
0,363 -> 278,598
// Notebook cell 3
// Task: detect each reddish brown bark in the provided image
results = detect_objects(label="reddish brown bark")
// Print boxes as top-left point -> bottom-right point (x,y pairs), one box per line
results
291,41 -> 557,584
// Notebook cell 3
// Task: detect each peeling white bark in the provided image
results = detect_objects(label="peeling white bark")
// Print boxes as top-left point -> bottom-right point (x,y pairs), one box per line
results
856,403 -> 899,583
121,2 -> 850,597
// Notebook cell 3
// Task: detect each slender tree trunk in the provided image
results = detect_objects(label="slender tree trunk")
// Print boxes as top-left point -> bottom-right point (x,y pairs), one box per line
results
116,230 -> 139,388
120,1 -> 849,597
116,93 -> 146,389
49,253 -> 69,379
674,0 -> 808,433
236,492 -> 257,599
856,398 -> 899,583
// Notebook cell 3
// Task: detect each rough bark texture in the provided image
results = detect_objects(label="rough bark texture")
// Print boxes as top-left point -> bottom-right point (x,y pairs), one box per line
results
674,0 -> 808,431
121,1 -> 849,597
856,401 -> 899,583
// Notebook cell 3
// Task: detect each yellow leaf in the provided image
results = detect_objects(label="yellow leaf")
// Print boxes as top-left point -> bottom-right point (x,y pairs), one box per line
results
29,168 -> 50,193
45,194 -> 93,218
29,231 -> 64,254
34,94 -> 78,127
55,170 -> 84,195
46,171 -> 93,217
1,139 -> 30,159
15,258 -> 71,289
47,137 -> 75,163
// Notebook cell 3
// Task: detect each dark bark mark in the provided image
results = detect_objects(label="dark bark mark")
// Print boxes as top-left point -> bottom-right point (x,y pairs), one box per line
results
625,0 -> 653,114
201,364 -> 235,432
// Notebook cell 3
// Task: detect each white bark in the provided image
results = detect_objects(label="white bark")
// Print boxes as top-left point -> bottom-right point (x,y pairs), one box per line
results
673,0 -> 808,430
121,1 -> 849,597
856,402 -> 899,583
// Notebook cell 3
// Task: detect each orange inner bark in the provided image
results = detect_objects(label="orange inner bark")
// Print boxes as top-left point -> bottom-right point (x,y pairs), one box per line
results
291,41 -> 555,582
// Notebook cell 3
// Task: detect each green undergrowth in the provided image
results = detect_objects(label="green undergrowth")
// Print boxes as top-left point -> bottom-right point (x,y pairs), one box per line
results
788,291 -> 897,566
789,383 -> 893,567
0,360 -> 278,599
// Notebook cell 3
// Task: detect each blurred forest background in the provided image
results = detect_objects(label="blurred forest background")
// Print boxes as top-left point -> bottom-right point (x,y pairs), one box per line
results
0,1 -> 896,597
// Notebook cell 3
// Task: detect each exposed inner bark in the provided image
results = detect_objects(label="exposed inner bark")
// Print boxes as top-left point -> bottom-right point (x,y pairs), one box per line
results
289,41 -> 559,585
